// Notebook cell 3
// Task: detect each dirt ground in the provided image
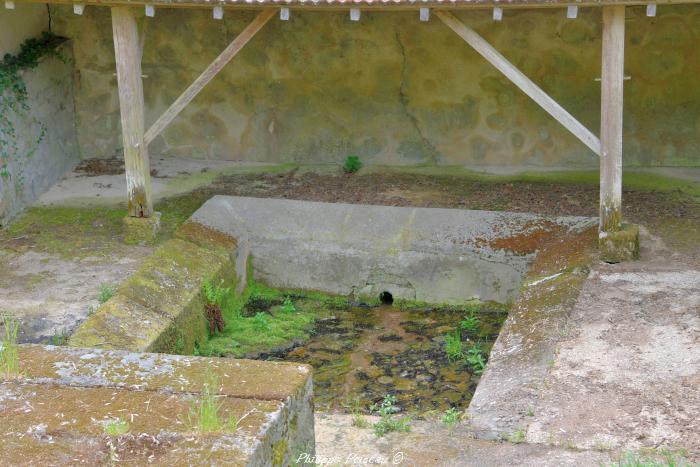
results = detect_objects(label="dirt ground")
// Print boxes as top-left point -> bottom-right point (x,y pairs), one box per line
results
1,160 -> 699,465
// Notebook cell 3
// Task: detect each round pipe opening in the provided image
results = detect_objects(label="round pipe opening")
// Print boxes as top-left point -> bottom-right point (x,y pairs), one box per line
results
379,291 -> 394,305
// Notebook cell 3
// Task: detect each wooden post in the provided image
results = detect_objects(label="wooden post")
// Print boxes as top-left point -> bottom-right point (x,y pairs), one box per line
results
112,6 -> 152,218
600,6 -> 625,232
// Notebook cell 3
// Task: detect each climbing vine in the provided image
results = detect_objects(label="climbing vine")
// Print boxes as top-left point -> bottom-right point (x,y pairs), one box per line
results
0,32 -> 66,178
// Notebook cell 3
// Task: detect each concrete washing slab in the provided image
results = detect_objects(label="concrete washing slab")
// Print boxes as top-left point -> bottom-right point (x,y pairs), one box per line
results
0,345 -> 314,466
189,196 -> 596,304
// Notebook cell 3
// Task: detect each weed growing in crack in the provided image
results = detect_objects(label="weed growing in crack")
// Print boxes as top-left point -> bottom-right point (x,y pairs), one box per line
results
441,407 -> 464,428
185,373 -> 246,433
370,394 -> 410,438
1,313 -> 21,379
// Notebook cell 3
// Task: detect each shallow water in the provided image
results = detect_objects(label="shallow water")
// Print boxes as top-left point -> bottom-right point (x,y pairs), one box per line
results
262,304 -> 507,414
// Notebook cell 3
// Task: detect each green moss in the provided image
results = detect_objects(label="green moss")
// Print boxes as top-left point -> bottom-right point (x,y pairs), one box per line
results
363,166 -> 700,198
271,438 -> 288,467
197,280 -> 342,358
0,206 -> 126,258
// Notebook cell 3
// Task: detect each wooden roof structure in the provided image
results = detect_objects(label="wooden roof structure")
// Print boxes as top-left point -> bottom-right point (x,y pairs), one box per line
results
12,0 -> 690,9
8,0 -> 651,248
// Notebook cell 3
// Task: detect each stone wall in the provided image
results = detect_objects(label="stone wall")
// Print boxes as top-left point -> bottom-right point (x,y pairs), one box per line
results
0,4 -> 48,55
0,39 -> 80,226
51,5 -> 700,168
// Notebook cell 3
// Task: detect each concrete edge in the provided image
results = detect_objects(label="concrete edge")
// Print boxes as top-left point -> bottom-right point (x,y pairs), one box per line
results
467,226 -> 598,439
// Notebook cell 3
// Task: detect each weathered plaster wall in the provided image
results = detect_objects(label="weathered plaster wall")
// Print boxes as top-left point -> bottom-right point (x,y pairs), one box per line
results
0,38 -> 80,226
51,6 -> 700,167
0,4 -> 49,55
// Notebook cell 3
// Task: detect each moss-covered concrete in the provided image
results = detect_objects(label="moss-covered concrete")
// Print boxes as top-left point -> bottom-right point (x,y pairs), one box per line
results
70,233 -> 237,354
0,345 -> 315,465
122,212 -> 162,245
468,226 -> 598,438
50,6 -> 700,167
599,223 -> 641,263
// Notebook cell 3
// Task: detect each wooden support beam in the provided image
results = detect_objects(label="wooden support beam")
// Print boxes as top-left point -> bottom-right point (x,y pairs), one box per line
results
436,10 -> 601,156
599,5 -> 625,232
144,8 -> 274,146
112,6 -> 153,217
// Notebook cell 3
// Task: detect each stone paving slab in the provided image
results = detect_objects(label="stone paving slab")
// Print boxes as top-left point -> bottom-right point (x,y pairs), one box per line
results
0,345 -> 315,466
16,345 -> 311,401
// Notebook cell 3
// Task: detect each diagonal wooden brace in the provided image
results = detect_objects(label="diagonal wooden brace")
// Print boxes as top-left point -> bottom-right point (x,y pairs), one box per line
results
144,8 -> 275,146
436,10 -> 601,157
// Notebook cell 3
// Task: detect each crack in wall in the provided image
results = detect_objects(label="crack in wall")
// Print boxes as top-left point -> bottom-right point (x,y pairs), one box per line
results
395,31 -> 439,165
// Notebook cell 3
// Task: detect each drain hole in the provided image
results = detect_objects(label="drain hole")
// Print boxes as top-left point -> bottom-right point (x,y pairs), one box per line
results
379,291 -> 394,305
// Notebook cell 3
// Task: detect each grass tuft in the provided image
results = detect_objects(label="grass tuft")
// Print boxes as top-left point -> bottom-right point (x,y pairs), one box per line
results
185,373 -> 240,433
1,313 -> 21,379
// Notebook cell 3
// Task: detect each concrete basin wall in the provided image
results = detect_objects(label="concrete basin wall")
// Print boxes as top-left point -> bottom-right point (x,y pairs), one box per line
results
190,196 -> 596,304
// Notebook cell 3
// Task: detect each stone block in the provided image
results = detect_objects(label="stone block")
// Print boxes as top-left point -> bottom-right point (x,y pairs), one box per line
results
2,345 -> 315,465
123,211 -> 161,245
70,238 -> 237,354
599,223 -> 640,263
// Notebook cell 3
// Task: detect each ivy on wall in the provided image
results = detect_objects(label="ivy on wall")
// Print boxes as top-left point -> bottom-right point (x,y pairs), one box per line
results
0,31 -> 66,179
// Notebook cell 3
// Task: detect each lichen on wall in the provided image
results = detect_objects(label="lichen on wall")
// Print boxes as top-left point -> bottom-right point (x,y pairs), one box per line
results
50,5 -> 700,168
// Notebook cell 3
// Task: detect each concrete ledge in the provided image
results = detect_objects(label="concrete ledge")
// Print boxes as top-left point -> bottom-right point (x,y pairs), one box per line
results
70,237 -> 237,354
1,345 -> 314,465
468,226 -> 598,438
190,196 -> 597,304
599,223 -> 640,263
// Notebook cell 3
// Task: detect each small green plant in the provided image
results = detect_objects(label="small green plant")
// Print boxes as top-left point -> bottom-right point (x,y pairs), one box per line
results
506,428 -> 526,444
51,328 -> 69,346
370,394 -> 410,438
343,155 -> 362,174
186,373 -> 239,433
202,279 -> 229,307
526,407 -> 534,417
103,418 -> 130,437
465,344 -> 486,375
609,449 -> 693,467
444,330 -> 464,362
441,407 -> 463,427
98,284 -> 115,304
253,312 -> 270,331
460,310 -> 480,332
202,279 -> 229,335
281,296 -> 296,314
1,313 -> 21,379
343,397 -> 369,429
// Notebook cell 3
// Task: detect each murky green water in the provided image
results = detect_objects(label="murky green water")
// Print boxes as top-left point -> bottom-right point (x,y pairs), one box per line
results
261,304 -> 507,414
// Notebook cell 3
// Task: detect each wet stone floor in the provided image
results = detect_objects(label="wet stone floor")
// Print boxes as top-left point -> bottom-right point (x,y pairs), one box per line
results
262,304 -> 507,415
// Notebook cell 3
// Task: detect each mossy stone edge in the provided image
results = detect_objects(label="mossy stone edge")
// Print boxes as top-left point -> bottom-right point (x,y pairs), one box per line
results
70,221 -> 238,354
